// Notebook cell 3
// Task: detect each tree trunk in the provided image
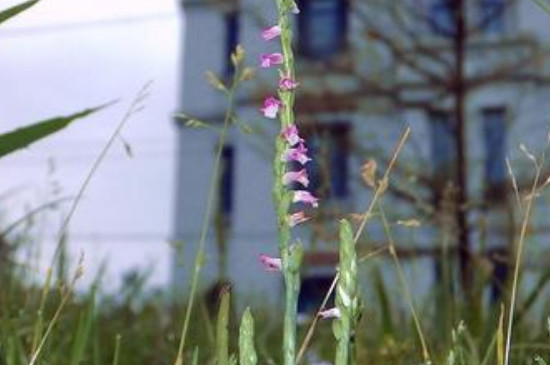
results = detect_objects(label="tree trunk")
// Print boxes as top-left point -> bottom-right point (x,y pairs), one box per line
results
452,0 -> 471,294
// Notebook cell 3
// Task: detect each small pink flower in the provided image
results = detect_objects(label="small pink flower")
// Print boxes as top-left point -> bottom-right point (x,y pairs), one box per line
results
293,190 -> 319,208
279,77 -> 299,90
282,143 -> 311,165
259,254 -> 282,271
261,96 -> 282,119
283,169 -> 309,187
261,25 -> 282,41
260,53 -> 284,68
318,307 -> 341,319
281,124 -> 304,146
288,211 -> 310,227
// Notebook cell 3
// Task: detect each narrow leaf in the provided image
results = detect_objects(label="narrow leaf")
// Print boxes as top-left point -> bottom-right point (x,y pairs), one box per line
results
191,347 -> 199,365
70,289 -> 96,365
497,305 -> 505,365
216,288 -> 231,365
0,102 -> 112,159
239,308 -> 257,365
0,0 -> 39,26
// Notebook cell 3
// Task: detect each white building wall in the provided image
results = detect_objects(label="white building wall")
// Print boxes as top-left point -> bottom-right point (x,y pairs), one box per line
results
173,0 -> 550,309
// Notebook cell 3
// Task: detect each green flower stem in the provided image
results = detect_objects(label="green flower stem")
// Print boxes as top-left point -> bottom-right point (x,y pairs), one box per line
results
276,0 -> 296,130
272,1 -> 301,365
282,245 -> 303,365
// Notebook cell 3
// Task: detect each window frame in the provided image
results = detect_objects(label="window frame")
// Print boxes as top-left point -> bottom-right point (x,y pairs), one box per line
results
223,10 -> 239,78
477,0 -> 506,35
481,105 -> 508,202
296,121 -> 351,201
297,0 -> 349,60
218,144 -> 235,217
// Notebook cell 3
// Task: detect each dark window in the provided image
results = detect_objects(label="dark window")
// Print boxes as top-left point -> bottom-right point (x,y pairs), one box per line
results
429,0 -> 454,35
478,0 -> 505,34
298,122 -> 350,200
298,0 -> 348,59
429,110 -> 456,178
482,106 -> 507,201
219,145 -> 235,215
428,110 -> 457,204
224,11 -> 239,78
298,275 -> 335,314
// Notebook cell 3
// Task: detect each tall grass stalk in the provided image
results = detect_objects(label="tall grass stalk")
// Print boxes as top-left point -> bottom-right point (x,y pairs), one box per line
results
333,220 -> 360,365
30,267 -> 52,354
173,49 -> 247,365
28,255 -> 84,365
239,308 -> 258,365
48,83 -> 151,269
111,334 -> 121,365
296,127 -> 411,363
379,203 -> 431,363
26,82 -> 150,364
215,289 -> 230,365
504,158 -> 543,365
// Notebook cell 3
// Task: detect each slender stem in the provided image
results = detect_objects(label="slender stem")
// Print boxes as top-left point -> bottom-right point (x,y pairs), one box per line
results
272,2 -> 300,365
29,256 -> 84,365
353,127 -> 411,243
283,270 -> 299,365
174,88 -> 236,365
504,166 -> 541,365
379,204 -> 431,363
48,91 -> 138,269
296,127 -> 410,364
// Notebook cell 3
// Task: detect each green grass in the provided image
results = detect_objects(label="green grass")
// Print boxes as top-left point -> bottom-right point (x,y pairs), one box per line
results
3,0 -> 550,364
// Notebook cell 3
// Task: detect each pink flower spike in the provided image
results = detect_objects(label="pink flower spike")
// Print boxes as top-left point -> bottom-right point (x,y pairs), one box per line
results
281,124 -> 304,146
261,96 -> 282,119
282,143 -> 311,165
288,211 -> 310,227
260,53 -> 284,68
279,77 -> 299,91
318,307 -> 341,319
259,254 -> 282,271
261,25 -> 282,41
283,169 -> 310,187
293,190 -> 319,208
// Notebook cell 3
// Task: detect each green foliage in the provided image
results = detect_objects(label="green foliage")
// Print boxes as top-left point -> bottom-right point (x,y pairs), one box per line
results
215,288 -> 230,365
334,219 -> 361,365
0,0 -> 39,26
69,288 -> 96,365
239,308 -> 257,365
0,103 -> 111,159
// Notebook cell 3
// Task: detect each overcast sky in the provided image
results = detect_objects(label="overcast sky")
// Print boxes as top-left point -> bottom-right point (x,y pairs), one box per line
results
1,0 -> 181,290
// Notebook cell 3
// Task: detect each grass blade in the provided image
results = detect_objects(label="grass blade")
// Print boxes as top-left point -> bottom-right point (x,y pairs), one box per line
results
0,102 -> 113,159
498,305 -> 505,365
239,308 -> 257,365
191,347 -> 199,365
70,288 -> 96,365
111,335 -> 121,365
216,288 -> 231,365
0,0 -> 39,26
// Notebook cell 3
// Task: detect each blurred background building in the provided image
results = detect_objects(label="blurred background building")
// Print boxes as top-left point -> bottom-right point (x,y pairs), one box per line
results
173,0 -> 550,311
3,0 -> 550,310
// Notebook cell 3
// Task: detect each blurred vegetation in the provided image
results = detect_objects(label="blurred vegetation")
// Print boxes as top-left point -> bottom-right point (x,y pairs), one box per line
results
3,1 -> 550,364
